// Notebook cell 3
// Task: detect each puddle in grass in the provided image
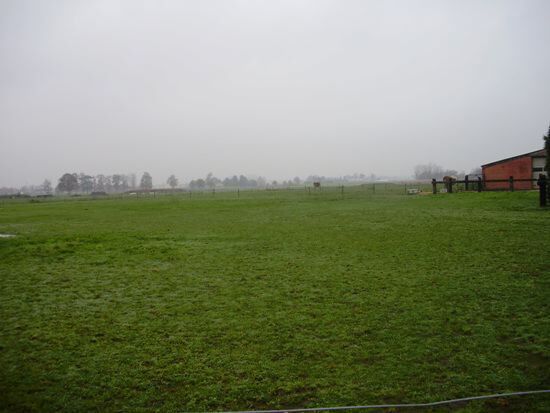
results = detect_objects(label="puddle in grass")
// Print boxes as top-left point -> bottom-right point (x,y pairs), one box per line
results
0,234 -> 15,238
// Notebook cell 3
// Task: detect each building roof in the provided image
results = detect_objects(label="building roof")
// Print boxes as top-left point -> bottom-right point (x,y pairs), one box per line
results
481,148 -> 547,168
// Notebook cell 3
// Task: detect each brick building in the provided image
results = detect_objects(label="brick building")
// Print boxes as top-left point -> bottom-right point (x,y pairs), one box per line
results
481,149 -> 547,190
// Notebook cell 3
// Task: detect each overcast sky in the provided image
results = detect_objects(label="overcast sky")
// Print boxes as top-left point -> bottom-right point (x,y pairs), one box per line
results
1,0 -> 549,187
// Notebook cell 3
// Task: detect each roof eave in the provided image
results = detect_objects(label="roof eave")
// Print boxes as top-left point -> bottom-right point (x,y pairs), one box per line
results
481,149 -> 547,168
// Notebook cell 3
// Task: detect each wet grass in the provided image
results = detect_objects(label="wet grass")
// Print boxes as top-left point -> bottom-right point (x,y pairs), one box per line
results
0,190 -> 549,412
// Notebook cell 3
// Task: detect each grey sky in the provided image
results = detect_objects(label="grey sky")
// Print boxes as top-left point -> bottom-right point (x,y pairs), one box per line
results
1,0 -> 549,187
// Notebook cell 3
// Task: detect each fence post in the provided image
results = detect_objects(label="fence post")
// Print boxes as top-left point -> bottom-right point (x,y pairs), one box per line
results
448,179 -> 453,193
538,174 -> 547,207
237,188 -> 240,198
373,183 -> 375,194
477,177 -> 482,192
509,176 -> 514,192
341,185 -> 344,199
432,179 -> 437,194
465,175 -> 469,191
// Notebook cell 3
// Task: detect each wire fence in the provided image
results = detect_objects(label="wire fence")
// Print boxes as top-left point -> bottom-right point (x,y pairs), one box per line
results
0,179 -> 543,206
114,183 -> 439,204
125,182 -> 435,200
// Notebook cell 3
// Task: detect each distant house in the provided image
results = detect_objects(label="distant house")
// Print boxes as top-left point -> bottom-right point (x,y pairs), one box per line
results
481,149 -> 547,190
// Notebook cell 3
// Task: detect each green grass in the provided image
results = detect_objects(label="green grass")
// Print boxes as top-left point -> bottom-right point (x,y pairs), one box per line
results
0,190 -> 549,412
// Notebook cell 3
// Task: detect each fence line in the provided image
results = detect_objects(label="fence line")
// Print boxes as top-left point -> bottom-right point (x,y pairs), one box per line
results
430,175 -> 547,206
2,177 -> 547,206
79,184 -> 411,201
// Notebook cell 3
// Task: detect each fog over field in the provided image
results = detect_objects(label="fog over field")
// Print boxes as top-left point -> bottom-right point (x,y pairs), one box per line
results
1,0 -> 549,187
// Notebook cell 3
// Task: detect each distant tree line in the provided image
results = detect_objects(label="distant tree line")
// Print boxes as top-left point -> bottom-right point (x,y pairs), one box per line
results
188,173 -> 270,189
0,180 -> 53,196
303,174 -> 377,184
187,173 -> 325,189
55,172 -> 140,194
413,164 -> 470,180
186,173 -> 384,189
2,170 -> 413,197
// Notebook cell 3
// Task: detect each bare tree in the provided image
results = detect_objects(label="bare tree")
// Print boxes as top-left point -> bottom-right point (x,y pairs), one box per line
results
42,179 -> 52,195
127,173 -> 137,189
469,167 -> 482,176
257,176 -> 267,187
414,163 -> 444,180
120,175 -> 129,192
95,175 -> 106,192
140,172 -> 153,190
167,174 -> 178,189
56,173 -> 79,194
205,172 -> 220,189
112,174 -> 124,192
78,173 -> 94,193
104,176 -> 113,193
189,178 -> 205,189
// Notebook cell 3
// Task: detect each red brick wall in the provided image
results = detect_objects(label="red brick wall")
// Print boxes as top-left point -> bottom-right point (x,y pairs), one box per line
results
482,156 -> 532,190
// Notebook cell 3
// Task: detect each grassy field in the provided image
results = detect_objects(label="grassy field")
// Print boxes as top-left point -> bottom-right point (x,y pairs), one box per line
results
0,188 -> 549,412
